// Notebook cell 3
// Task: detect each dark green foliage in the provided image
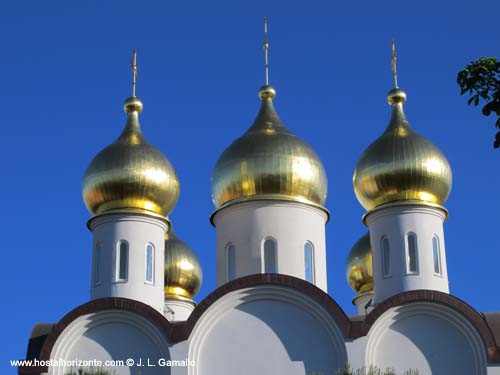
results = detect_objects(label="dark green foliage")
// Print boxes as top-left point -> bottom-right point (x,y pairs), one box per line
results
457,57 -> 500,148
65,367 -> 115,375
335,363 -> 419,375
402,370 -> 420,375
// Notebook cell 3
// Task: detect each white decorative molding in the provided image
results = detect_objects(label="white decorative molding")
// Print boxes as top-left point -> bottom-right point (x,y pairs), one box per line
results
49,310 -> 171,375
188,285 -> 347,375
366,302 -> 487,374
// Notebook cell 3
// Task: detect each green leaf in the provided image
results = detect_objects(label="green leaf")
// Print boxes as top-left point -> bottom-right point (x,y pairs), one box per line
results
480,90 -> 490,100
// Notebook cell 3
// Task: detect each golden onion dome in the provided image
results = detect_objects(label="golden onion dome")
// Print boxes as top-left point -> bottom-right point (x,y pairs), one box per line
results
82,96 -> 180,218
164,231 -> 202,300
353,87 -> 452,211
211,85 -> 328,210
346,232 -> 373,295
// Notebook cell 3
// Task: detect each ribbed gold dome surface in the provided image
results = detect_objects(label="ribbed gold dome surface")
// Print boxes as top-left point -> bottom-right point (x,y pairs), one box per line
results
164,231 -> 202,300
211,85 -> 328,209
83,96 -> 180,218
353,88 -> 452,211
346,232 -> 373,295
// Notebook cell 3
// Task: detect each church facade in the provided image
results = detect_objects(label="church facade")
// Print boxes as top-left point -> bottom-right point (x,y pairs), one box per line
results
18,32 -> 500,375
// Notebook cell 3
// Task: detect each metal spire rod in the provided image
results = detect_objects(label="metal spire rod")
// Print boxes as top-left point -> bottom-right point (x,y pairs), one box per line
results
131,48 -> 138,97
263,17 -> 269,86
391,40 -> 398,88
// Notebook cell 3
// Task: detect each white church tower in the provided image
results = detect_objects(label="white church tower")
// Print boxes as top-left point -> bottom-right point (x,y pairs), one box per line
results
82,50 -> 180,313
352,42 -> 453,304
211,18 -> 330,291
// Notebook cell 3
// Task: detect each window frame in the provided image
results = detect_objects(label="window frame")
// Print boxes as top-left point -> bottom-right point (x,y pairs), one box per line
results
262,237 -> 278,274
145,242 -> 155,284
94,244 -> 102,286
381,236 -> 391,278
405,232 -> 420,275
432,235 -> 443,276
116,240 -> 129,282
304,241 -> 315,283
226,243 -> 236,282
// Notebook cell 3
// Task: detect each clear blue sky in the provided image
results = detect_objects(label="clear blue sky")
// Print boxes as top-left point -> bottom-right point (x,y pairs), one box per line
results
2,0 -> 500,371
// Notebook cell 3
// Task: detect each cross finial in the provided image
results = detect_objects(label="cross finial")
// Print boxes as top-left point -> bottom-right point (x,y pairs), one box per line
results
131,48 -> 138,97
391,40 -> 398,88
263,16 -> 269,86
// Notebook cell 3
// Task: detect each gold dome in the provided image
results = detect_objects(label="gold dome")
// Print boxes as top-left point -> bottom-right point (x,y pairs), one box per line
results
346,232 -> 373,295
82,96 -> 180,218
164,231 -> 202,300
211,85 -> 328,210
353,88 -> 452,211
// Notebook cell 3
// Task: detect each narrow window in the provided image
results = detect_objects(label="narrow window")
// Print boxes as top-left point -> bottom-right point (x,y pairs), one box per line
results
94,244 -> 101,285
263,239 -> 277,273
304,242 -> 315,283
117,241 -> 128,281
381,236 -> 391,277
227,244 -> 236,282
433,236 -> 442,275
406,233 -> 419,273
145,243 -> 154,283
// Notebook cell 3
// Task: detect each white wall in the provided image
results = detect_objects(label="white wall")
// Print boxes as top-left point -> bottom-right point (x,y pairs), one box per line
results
89,213 -> 168,313
366,303 -> 487,374
365,204 -> 449,303
164,298 -> 196,322
189,285 -> 347,375
488,365 -> 500,375
353,293 -> 375,315
213,200 -> 329,291
49,310 -> 175,375
43,283 -> 497,375
346,336 -> 368,370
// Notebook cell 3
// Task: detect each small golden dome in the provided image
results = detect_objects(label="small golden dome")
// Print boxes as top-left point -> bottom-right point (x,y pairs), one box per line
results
211,85 -> 328,210
346,233 -> 373,295
353,88 -> 452,211
82,96 -> 180,218
164,231 -> 202,300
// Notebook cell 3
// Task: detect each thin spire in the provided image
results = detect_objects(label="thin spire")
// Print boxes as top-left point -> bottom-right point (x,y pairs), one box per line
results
131,48 -> 138,97
391,40 -> 398,88
263,16 -> 269,86
124,48 -> 143,113
257,17 -> 276,100
387,39 -> 406,105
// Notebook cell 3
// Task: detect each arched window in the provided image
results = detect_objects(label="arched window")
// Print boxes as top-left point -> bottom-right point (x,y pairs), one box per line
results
227,244 -> 236,282
381,236 -> 391,277
433,235 -> 442,275
304,242 -> 315,283
145,243 -> 154,283
117,241 -> 128,281
406,233 -> 419,274
263,238 -> 277,274
94,244 -> 101,286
